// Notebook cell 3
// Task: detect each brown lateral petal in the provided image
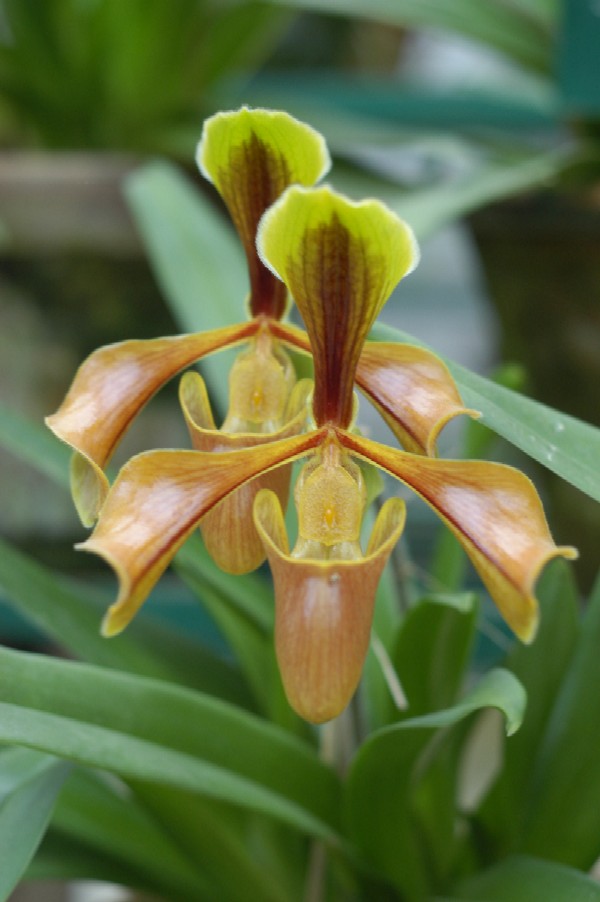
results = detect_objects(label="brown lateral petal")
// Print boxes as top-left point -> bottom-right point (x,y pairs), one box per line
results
356,341 -> 479,455
80,430 -> 325,637
46,321 -> 257,526
179,372 -> 311,573
341,430 -> 578,642
254,489 -> 406,723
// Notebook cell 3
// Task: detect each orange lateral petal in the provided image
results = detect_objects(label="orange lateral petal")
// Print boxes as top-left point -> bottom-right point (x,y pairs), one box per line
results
46,321 -> 257,526
340,430 -> 577,643
80,429 -> 325,637
254,489 -> 406,723
179,372 -> 311,574
357,341 -> 479,455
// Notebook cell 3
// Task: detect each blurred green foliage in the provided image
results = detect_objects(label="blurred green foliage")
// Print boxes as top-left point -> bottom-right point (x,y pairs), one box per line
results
0,0 -> 292,152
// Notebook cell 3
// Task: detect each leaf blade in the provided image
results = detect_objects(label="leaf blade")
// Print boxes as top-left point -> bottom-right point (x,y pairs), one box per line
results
455,854 -> 600,901
0,748 -> 70,901
0,647 -> 341,841
346,668 -> 526,896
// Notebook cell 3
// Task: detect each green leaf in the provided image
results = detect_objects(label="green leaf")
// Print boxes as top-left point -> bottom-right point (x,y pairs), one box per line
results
454,854 -> 600,901
262,0 -> 553,71
371,322 -> 600,504
125,160 -> 247,415
477,559 -> 579,854
27,830 -> 176,894
521,569 -> 600,867
0,748 -> 70,901
394,149 -> 568,242
392,592 -> 480,885
0,647 -> 341,843
0,536 -> 250,706
346,668 -> 526,899
0,701 -> 338,848
0,403 -> 70,490
134,786 -> 299,902
48,767 -> 209,900
175,534 -> 303,732
393,592 -> 479,717
176,532 -> 273,634
176,563 -> 273,715
50,768 -> 288,902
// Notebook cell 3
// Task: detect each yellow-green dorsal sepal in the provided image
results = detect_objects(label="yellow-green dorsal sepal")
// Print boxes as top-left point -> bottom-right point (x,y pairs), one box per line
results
197,108 -> 331,320
257,185 -> 420,427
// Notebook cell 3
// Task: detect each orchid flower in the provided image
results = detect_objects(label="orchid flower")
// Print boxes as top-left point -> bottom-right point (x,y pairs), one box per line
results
46,107 -> 471,576
46,107 -> 329,573
72,184 -> 576,723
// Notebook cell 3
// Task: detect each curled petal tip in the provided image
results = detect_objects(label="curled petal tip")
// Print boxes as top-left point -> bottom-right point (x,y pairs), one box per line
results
341,430 -> 578,645
76,533 -> 137,637
356,342 -> 478,456
516,544 -> 579,645
100,610 -> 124,639
45,413 -> 109,526
424,406 -> 482,458
47,326 -> 256,524
73,435 -> 325,637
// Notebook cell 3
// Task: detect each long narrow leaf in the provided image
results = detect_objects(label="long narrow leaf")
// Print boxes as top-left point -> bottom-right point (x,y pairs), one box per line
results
521,569 -> 600,866
27,830 -> 182,896
455,854 -> 600,901
134,785 -> 298,902
0,748 -> 70,901
346,668 -> 526,898
0,701 -> 339,844
394,149 -> 569,242
0,536 -> 249,705
477,560 -> 579,852
0,647 -> 340,839
52,769 -> 281,902
53,768 -> 203,881
0,403 -> 71,489
262,0 -> 553,71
